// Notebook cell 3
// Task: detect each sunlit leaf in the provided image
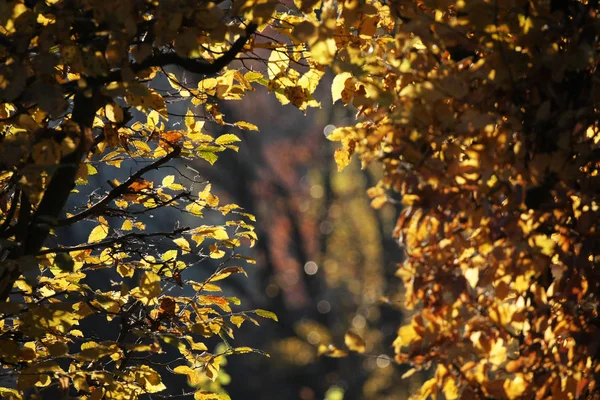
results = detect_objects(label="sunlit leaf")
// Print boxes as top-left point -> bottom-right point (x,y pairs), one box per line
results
88,224 -> 108,243
254,309 -> 278,322
344,331 -> 365,353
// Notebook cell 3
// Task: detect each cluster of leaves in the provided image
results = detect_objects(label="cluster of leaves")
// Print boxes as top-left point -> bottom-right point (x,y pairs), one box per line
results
0,0 -> 284,398
2,0 -> 599,398
318,0 -> 600,398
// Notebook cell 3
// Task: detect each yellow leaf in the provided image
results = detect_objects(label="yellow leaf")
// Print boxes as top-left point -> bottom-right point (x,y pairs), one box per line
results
134,365 -> 167,393
117,264 -> 134,278
442,376 -> 459,400
173,365 -> 195,375
0,387 -> 22,399
255,309 -> 278,322
416,378 -> 437,398
318,344 -> 348,358
203,357 -> 221,381
173,237 -> 191,252
334,148 -> 351,171
209,266 -> 247,282
195,392 -> 231,400
395,324 -> 418,348
230,315 -> 245,328
489,338 -> 507,366
234,121 -> 259,131
105,103 -> 124,123
267,50 -> 289,80
162,175 -> 175,187
218,203 -> 242,215
88,224 -> 108,243
139,271 -> 161,303
530,234 -> 554,256
310,37 -> 336,65
186,202 -> 204,216
331,72 -> 353,104
198,150 -> 218,165
162,249 -> 178,261
401,368 -> 417,379
209,244 -> 225,259
344,330 -> 365,353
464,267 -> 479,289
503,373 -> 528,399
121,220 -> 133,231
215,134 -> 241,146
191,319 -> 224,337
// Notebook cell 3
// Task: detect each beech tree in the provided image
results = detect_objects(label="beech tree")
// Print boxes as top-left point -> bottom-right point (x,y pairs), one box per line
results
0,1 -> 282,398
2,0 -> 599,399
322,0 -> 600,398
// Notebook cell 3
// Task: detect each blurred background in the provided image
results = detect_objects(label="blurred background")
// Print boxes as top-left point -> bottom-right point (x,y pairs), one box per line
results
175,76 -> 412,400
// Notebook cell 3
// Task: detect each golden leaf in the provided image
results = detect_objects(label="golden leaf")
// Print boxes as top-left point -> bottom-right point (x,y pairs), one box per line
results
233,121 -> 259,131
195,392 -> 231,400
88,224 -> 108,243
138,271 -> 161,303
334,148 -> 351,171
503,374 -> 528,399
331,72 -> 353,104
318,344 -> 348,358
267,50 -> 289,80
255,309 -> 278,322
344,330 -> 366,353
230,315 -> 246,328
215,134 -> 241,146
105,103 -> 124,123
173,237 -> 191,252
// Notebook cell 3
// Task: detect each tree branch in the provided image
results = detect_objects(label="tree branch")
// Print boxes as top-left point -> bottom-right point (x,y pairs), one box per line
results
57,146 -> 181,226
98,23 -> 257,87
37,227 -> 190,256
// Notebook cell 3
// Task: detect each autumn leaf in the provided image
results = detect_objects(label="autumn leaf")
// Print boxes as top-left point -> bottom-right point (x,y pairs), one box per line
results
195,392 -> 231,400
255,309 -> 278,322
105,103 -> 124,123
137,272 -> 161,304
318,344 -> 348,358
215,134 -> 241,146
88,224 -> 108,243
208,267 -> 247,282
331,72 -> 353,104
344,330 -> 365,353
233,121 -> 259,131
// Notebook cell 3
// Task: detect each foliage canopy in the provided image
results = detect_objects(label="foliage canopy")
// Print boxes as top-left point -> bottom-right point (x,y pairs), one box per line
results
1,0 -> 599,399
325,0 -> 600,399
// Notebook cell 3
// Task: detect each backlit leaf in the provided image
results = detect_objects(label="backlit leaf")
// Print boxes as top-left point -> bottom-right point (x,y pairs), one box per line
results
255,309 -> 278,322
88,224 -> 108,243
344,331 -> 365,353
215,134 -> 241,146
